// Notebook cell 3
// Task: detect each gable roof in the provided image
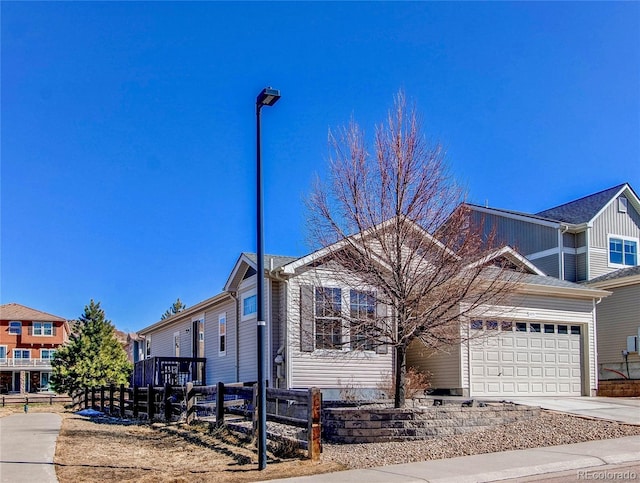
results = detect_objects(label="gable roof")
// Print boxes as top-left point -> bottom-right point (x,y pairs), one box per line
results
465,246 -> 546,275
535,183 -> 636,224
224,252 -> 299,291
0,303 -> 66,322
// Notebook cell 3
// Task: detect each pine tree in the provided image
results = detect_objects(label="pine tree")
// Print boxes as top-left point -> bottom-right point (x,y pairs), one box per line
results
51,300 -> 132,395
160,298 -> 186,320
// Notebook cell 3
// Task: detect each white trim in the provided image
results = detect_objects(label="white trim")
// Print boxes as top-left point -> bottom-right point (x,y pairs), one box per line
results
218,312 -> 227,357
32,321 -> 53,336
526,247 -> 560,261
607,234 -> 639,269
467,204 -> 562,228
466,246 -> 546,275
241,289 -> 257,321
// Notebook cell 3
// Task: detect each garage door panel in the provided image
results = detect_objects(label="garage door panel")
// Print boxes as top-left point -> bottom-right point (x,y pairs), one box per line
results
470,323 -> 583,397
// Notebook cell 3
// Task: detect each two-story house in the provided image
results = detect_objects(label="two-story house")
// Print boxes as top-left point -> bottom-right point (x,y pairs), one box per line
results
464,183 -> 640,380
0,303 -> 71,394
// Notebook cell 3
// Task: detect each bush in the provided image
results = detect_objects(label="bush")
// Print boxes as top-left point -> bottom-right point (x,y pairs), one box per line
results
377,367 -> 431,399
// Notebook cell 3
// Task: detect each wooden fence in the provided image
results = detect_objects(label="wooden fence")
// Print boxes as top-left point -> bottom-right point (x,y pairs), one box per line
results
73,382 -> 322,461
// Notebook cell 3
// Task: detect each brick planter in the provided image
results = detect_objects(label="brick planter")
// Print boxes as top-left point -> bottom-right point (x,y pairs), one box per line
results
597,380 -> 640,397
323,403 -> 539,443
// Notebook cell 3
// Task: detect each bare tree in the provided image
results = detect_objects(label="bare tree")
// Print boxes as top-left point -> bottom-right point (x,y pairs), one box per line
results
307,91 -> 521,407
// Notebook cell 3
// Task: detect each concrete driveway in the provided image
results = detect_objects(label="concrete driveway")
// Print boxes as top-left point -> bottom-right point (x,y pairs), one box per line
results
482,396 -> 640,424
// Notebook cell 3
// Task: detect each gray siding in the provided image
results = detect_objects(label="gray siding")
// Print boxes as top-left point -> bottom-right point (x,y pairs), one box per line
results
471,211 -> 558,255
591,199 -> 640,248
564,253 -> 577,282
595,284 -> 640,365
531,254 -> 560,278
563,232 -> 576,248
238,280 -> 259,383
204,299 -> 238,384
147,318 -> 193,358
577,253 -> 588,281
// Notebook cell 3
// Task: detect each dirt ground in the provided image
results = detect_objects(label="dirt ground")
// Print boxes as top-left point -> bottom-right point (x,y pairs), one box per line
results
52,411 -> 343,483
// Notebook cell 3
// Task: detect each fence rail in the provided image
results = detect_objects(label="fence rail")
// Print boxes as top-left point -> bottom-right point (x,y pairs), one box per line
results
74,382 -> 322,461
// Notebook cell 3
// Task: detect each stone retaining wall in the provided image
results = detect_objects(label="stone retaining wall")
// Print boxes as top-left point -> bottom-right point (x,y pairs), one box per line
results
323,403 -> 540,443
597,380 -> 640,397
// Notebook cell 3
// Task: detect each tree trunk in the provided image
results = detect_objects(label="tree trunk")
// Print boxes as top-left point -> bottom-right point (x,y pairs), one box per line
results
394,344 -> 406,408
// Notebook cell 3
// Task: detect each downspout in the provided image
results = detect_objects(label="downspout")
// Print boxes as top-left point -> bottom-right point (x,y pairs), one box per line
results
592,297 -> 602,396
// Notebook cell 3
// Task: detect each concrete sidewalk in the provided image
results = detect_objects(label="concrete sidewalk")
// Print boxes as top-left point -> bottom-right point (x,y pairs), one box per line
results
271,436 -> 640,482
0,413 -> 61,483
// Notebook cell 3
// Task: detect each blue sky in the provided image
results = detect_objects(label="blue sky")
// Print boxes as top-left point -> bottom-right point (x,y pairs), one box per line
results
2,2 -> 639,332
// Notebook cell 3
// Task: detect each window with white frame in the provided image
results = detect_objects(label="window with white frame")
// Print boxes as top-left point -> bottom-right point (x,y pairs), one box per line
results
145,336 -> 151,358
8,321 -> 21,335
33,322 -> 53,336
218,313 -> 227,356
609,235 -> 638,267
13,349 -> 30,359
174,332 -> 180,357
349,289 -> 376,350
241,292 -> 257,320
315,287 -> 343,349
0,346 -> 6,360
41,349 -> 55,360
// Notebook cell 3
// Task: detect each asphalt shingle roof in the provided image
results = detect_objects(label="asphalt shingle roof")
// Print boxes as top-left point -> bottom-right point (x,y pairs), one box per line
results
588,265 -> 640,284
535,184 -> 627,224
0,303 -> 66,322
242,252 -> 300,270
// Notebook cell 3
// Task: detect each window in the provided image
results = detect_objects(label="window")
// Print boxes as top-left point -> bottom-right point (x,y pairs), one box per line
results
349,290 -> 376,350
501,321 -> 513,332
219,313 -> 227,356
242,293 -> 257,320
0,346 -> 6,360
315,287 -> 342,349
516,323 -> 527,332
558,325 -> 568,334
470,320 -> 483,330
544,324 -> 555,334
41,349 -> 55,360
486,320 -> 498,330
571,325 -> 581,335
618,196 -> 628,213
146,337 -> 151,358
33,322 -> 53,336
13,349 -> 30,359
609,236 -> 638,267
8,321 -> 21,335
529,323 -> 541,333
174,332 -> 180,357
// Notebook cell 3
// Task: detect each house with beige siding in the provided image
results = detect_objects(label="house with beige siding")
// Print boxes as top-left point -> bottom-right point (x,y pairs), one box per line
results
463,183 -> 640,384
138,233 -> 608,398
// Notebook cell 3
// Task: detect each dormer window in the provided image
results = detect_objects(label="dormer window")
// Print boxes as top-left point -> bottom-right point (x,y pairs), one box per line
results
8,321 -> 21,335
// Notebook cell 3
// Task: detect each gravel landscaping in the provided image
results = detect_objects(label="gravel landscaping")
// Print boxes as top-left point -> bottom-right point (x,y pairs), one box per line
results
322,410 -> 640,469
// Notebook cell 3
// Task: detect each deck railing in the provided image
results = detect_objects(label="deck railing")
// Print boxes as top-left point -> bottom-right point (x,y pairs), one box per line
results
0,358 -> 53,368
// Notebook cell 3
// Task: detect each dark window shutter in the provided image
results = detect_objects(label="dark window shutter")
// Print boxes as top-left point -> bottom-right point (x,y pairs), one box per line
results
300,285 -> 315,352
375,301 -> 388,354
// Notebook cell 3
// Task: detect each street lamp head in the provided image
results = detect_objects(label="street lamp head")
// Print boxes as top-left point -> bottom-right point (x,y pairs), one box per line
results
257,87 -> 281,107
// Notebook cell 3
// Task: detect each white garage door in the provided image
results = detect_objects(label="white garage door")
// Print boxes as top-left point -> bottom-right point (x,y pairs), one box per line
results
469,321 -> 582,396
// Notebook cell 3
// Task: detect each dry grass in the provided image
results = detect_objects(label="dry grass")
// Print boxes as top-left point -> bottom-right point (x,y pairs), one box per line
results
53,411 -> 344,482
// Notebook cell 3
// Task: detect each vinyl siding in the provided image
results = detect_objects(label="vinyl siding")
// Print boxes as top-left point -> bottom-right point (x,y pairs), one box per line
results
591,199 -> 640,248
238,279 -> 260,383
147,318 -> 193,358
471,211 -> 558,255
577,253 -> 588,281
286,265 -> 393,390
595,284 -> 640,365
563,253 -> 577,282
531,254 -> 560,278
407,340 -> 461,391
204,299 -> 238,384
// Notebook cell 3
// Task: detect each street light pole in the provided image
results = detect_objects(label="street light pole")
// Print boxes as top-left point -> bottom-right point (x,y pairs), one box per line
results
255,87 -> 280,470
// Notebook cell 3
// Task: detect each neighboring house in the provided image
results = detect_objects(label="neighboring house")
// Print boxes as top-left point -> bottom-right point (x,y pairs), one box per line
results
466,183 -> 639,283
0,303 -> 70,394
138,240 -> 608,398
588,266 -> 640,379
464,183 -> 640,384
